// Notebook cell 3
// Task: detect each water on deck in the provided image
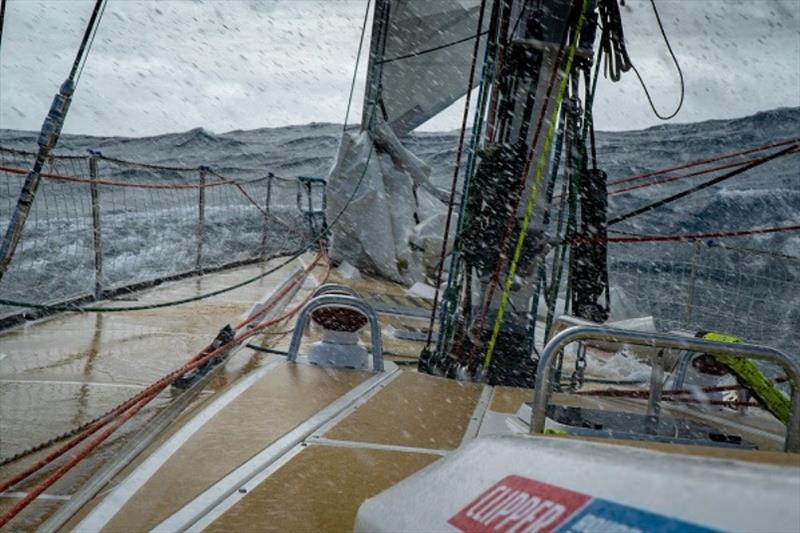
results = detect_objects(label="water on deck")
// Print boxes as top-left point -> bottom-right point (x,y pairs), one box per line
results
0,257 -> 305,527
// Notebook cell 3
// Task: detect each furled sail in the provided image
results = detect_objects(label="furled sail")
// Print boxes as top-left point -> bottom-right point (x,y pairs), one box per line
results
328,0 -> 487,284
363,0 -> 488,137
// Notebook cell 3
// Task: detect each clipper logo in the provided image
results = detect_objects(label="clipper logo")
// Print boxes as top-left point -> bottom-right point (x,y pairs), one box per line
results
448,475 -> 591,533
448,475 -> 717,533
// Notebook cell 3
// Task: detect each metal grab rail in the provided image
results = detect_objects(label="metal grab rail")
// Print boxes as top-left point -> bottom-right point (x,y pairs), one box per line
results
286,294 -> 384,372
530,325 -> 800,452
311,284 -> 361,299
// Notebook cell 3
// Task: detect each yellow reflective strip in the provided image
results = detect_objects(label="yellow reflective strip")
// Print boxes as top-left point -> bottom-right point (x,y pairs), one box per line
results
702,331 -> 790,424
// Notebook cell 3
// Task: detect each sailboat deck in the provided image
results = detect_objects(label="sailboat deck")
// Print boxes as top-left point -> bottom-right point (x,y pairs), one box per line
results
1,254 -> 796,530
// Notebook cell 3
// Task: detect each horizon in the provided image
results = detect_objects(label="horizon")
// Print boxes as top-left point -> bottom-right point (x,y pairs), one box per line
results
1,105 -> 797,143
0,1 -> 798,138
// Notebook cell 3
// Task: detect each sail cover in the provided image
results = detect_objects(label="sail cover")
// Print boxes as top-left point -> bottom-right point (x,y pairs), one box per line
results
365,0 -> 489,137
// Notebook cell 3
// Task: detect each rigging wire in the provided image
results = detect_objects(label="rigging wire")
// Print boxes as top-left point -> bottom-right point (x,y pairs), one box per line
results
607,137 -> 800,188
75,0 -> 108,85
0,145 -> 304,179
4,3 -> 382,515
602,224 -> 800,243
607,152 -> 798,196
0,0 -> 6,58
465,20 -> 573,369
0,163 -> 278,189
68,0 -> 107,83
606,227 -> 800,262
431,0 -> 501,363
378,30 -> 489,65
342,0 -> 371,132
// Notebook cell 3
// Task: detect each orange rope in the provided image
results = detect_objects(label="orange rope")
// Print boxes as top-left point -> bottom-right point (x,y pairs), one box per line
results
0,164 -> 268,190
0,248 -> 329,526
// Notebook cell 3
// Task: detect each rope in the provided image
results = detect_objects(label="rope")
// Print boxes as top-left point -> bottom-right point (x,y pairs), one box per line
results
606,137 -> 800,188
431,0 -> 500,364
0,142 -> 372,313
603,224 -> 800,243
0,2 -> 379,315
207,169 -> 269,219
0,146 -> 299,180
0,250 -> 330,526
482,0 -> 590,370
607,153 -> 795,196
0,0 -> 107,283
0,400 -> 138,467
0,3 -> 374,475
378,30 -> 490,65
424,0 -> 489,350
627,0 -> 684,120
608,143 -> 799,226
0,164 -> 273,189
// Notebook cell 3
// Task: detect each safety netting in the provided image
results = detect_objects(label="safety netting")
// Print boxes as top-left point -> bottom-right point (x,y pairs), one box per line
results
0,147 -> 319,321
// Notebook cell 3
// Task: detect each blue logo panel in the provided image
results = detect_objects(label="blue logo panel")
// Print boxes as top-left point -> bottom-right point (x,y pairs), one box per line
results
556,498 -> 719,533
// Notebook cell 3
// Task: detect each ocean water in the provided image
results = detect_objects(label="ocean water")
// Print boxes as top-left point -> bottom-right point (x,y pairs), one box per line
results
0,107 -> 798,356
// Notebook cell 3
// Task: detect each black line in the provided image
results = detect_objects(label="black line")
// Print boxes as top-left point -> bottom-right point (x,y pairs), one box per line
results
378,30 -> 489,65
608,144 -> 798,226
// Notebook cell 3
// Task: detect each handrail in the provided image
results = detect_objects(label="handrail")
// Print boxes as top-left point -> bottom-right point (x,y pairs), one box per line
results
287,294 -> 384,372
311,284 -> 361,299
530,324 -> 800,452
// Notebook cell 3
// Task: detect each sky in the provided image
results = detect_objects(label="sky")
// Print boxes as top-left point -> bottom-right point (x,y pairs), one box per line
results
0,0 -> 798,137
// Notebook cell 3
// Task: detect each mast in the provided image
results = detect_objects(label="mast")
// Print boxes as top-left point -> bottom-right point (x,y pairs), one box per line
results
424,0 -> 608,386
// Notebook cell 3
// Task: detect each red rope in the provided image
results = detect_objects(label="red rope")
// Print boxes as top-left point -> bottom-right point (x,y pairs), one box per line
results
0,164 -> 263,190
607,137 -> 800,187
0,391 -> 158,529
0,249 -> 329,526
609,148 -> 799,196
208,170 -> 270,219
604,224 -> 800,243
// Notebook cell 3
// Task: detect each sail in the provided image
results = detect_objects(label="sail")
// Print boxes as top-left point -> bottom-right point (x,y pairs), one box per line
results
363,0 -> 489,137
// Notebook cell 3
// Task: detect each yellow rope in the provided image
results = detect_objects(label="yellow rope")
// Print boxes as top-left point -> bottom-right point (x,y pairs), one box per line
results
483,0 -> 589,370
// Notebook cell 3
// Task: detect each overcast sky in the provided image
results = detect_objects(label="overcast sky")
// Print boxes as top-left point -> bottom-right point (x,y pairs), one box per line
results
0,0 -> 798,137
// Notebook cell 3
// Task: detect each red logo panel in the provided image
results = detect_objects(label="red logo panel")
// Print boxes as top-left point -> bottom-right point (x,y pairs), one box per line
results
448,475 -> 591,533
